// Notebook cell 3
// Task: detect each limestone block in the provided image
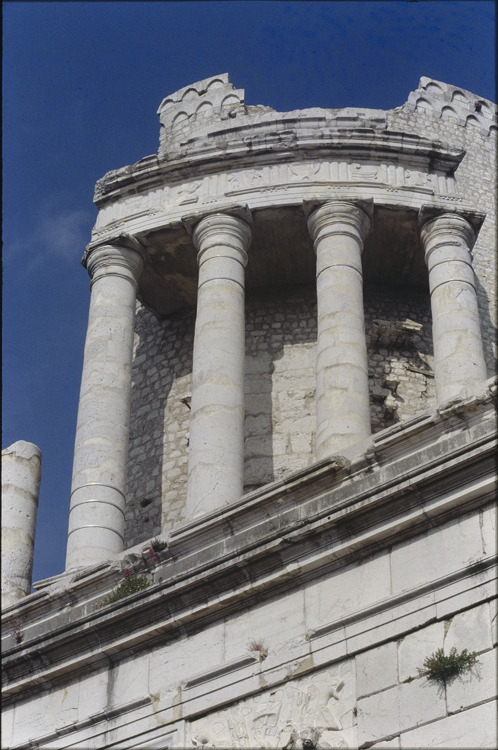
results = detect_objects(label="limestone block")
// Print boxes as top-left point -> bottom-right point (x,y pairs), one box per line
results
245,435 -> 273,456
444,602 -> 493,654
390,511 -> 484,595
109,651 -> 150,708
224,587 -> 306,661
435,573 -> 496,622
1,440 -> 41,607
280,416 -> 315,435
244,413 -> 272,436
149,621 -> 225,698
1,706 -> 14,750
245,393 -> 272,415
245,352 -> 273,374
272,344 -> 315,372
357,678 -> 445,745
480,503 -> 497,557
356,641 -> 398,698
490,598 -> 498,647
290,433 -> 312,454
399,701 -> 497,748
12,680 -> 80,745
305,550 -> 391,632
446,647 -> 497,714
244,457 -> 273,486
78,669 -> 109,723
397,621 -> 445,682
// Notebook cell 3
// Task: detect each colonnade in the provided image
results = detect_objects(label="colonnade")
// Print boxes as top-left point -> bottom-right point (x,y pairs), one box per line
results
65,202 -> 487,570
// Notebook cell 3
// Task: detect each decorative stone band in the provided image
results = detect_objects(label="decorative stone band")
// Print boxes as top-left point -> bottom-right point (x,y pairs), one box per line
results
307,201 -> 373,459
419,209 -> 487,405
186,212 -> 252,520
66,236 -> 145,571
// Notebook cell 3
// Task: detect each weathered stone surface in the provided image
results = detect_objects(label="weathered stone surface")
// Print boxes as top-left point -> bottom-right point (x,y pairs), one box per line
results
446,646 -> 497,714
397,621 -> 445,683
420,211 -> 487,404
390,510 -> 486,595
305,551 -> 391,633
357,677 -> 446,745
1,441 -> 41,608
444,601 -> 494,654
399,700 -> 497,748
308,201 -> 372,458
356,641 -> 398,698
67,239 -> 144,570
186,213 -> 252,519
370,739 -> 400,749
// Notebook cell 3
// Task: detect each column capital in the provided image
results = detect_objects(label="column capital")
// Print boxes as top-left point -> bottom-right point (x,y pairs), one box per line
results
192,212 -> 252,267
307,200 -> 373,246
418,205 -> 485,235
419,211 -> 476,249
83,234 -> 145,290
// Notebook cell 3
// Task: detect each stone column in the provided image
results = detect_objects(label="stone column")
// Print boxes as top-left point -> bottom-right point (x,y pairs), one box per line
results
66,236 -> 144,571
307,201 -> 372,459
419,212 -> 487,404
186,213 -> 252,520
2,441 -> 42,608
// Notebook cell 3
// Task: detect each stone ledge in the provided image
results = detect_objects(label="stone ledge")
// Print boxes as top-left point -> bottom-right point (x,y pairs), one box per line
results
2,392 -> 495,706
93,125 -> 464,206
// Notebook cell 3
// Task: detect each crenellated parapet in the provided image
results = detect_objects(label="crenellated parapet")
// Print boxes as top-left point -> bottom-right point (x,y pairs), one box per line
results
406,76 -> 498,135
157,73 -> 247,153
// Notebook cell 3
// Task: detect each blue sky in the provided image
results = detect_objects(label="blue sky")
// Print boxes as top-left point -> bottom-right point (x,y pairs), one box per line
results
3,1 -> 496,586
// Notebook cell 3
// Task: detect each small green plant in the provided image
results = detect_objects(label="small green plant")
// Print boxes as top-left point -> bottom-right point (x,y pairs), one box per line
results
402,676 -> 414,684
151,538 -> 168,553
100,572 -> 150,607
418,647 -> 478,684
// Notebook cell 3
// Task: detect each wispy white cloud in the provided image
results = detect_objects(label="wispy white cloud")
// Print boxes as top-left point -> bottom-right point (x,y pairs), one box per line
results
5,206 -> 94,270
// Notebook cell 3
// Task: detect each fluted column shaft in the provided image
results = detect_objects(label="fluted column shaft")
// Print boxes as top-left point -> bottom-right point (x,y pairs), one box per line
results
66,238 -> 144,570
186,213 -> 252,520
307,201 -> 372,459
420,213 -> 486,404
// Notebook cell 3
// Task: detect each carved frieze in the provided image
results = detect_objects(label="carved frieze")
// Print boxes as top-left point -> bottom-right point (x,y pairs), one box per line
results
91,155 -> 461,241
350,162 -> 379,180
187,660 -> 355,749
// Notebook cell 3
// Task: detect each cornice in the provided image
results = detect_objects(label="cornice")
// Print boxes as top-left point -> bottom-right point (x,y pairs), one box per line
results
93,123 -> 465,208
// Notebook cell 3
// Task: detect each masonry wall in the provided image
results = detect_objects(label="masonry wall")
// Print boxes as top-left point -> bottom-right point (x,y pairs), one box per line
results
125,281 -> 436,548
4,501 -> 496,749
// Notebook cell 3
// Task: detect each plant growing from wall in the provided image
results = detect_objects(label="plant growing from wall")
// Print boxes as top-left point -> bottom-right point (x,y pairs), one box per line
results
418,647 -> 479,684
100,569 -> 150,607
12,617 -> 24,645
249,640 -> 268,661
151,538 -> 168,553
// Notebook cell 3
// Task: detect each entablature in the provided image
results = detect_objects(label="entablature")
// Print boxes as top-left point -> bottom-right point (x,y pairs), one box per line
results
94,126 -> 464,207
